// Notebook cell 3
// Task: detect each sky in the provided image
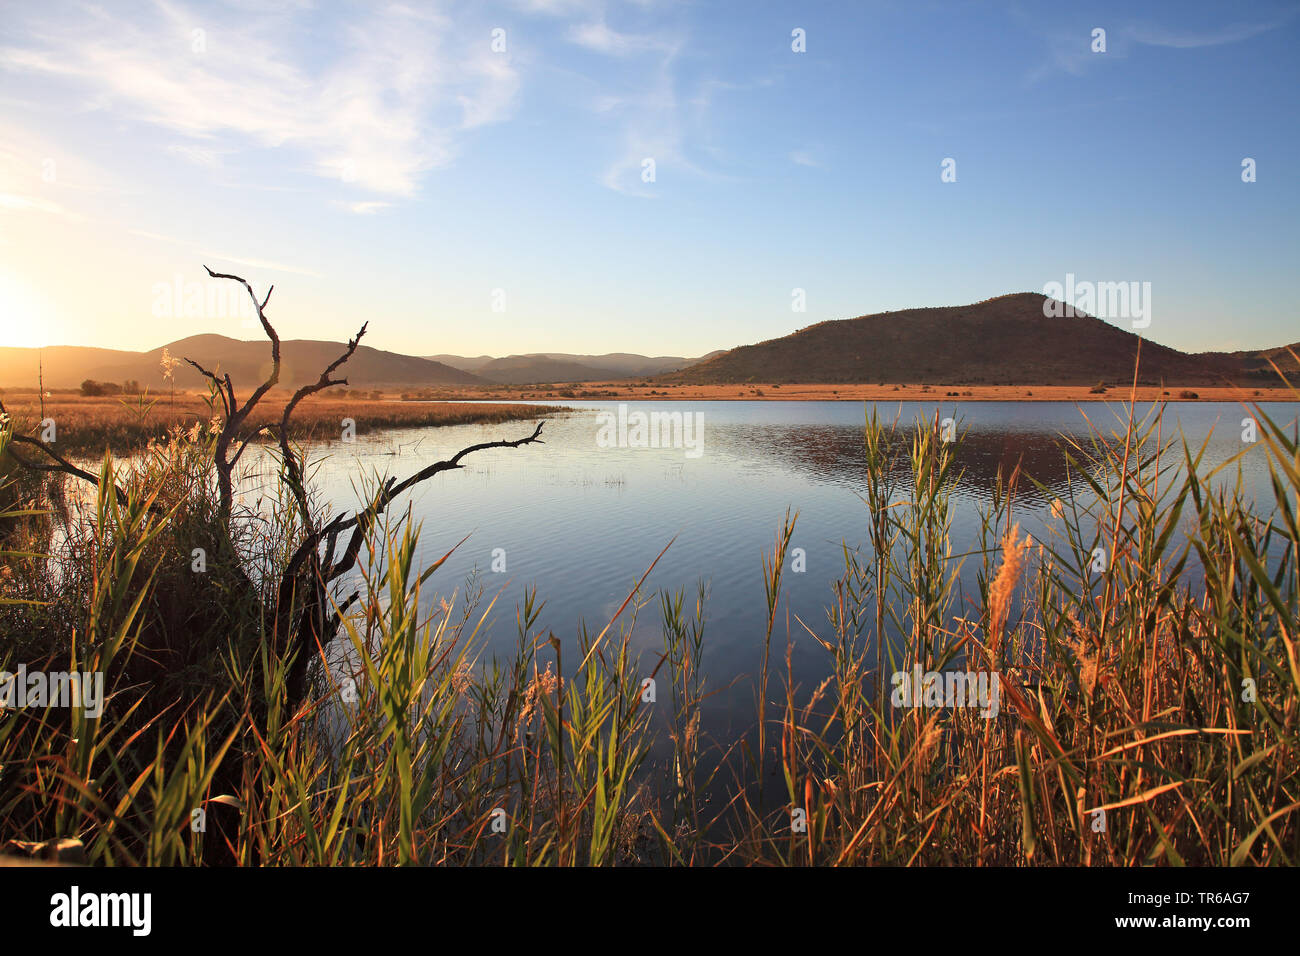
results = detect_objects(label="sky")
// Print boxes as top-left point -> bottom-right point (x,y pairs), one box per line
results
0,0 -> 1297,358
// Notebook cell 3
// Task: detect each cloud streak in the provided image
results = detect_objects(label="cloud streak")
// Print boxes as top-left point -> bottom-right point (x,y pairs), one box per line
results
1023,9 -> 1294,83
0,1 -> 520,197
1128,16 -> 1293,49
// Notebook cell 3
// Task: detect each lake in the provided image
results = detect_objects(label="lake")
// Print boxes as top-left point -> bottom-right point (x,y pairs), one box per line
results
274,399 -> 1295,745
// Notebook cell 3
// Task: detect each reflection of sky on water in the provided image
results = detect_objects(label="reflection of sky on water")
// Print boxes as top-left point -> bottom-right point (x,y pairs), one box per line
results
258,400 -> 1295,742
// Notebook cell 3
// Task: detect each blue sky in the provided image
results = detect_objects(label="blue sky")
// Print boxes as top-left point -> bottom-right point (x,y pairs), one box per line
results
1,0 -> 1297,357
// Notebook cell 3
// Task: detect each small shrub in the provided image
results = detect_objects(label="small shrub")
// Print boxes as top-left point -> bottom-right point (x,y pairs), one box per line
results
80,379 -> 122,397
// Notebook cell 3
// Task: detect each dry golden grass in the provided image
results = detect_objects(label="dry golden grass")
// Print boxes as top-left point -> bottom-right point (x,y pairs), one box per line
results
0,389 -> 565,455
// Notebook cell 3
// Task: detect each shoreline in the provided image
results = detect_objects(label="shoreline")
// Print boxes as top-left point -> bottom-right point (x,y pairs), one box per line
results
0,393 -> 565,455
426,382 -> 1298,404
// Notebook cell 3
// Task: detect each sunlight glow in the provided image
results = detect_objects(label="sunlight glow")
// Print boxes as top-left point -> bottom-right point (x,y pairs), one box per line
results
0,272 -> 52,347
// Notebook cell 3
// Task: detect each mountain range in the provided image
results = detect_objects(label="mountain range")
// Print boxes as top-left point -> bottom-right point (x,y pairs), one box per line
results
2,295 -> 1294,391
0,339 -> 717,390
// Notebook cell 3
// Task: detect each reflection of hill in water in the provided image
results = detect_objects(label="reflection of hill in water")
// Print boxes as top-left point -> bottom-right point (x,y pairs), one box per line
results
731,423 -> 1082,505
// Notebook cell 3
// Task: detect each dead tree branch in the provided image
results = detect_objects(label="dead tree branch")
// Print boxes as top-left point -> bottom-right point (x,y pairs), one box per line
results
0,397 -> 153,507
199,265 -> 283,524
277,322 -> 368,529
184,357 -> 234,420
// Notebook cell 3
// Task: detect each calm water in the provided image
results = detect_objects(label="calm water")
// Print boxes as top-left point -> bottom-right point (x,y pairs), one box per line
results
276,399 -> 1295,741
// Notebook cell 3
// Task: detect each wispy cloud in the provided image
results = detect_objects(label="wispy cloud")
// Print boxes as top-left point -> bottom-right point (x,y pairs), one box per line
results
597,59 -> 755,196
1128,16 -> 1294,49
128,228 -> 190,244
511,0 -> 603,15
564,12 -> 735,197
0,192 -> 68,216
128,227 -> 321,276
0,1 -> 520,198
568,19 -> 673,56
332,200 -> 393,215
166,144 -> 223,168
598,65 -> 685,196
0,121 -> 101,220
1023,10 -> 1295,83
200,250 -> 322,277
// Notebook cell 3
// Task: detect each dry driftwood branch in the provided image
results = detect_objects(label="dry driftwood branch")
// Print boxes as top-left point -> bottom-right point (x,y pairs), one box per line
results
1,428 -> 100,485
320,422 -> 545,583
0,397 -> 157,510
276,422 -> 545,704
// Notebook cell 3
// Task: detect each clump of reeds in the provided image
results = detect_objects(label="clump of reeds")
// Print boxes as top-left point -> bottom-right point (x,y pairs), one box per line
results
713,379 -> 1299,866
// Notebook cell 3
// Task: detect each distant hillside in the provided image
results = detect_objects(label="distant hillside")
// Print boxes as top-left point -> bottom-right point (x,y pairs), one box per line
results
1255,343 -> 1300,373
473,356 -> 622,385
0,345 -> 143,391
665,294 -> 1288,387
428,351 -> 720,382
1,335 -> 485,390
541,352 -> 719,377
425,354 -> 496,372
1197,343 -> 1300,376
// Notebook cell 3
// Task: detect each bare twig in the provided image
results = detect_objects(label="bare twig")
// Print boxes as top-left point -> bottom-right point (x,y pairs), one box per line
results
277,322 -> 368,527
184,357 -> 234,419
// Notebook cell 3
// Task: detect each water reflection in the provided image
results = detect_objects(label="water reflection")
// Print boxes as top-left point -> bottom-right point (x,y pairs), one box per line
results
295,400 -> 1294,740
750,422 -> 1079,505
